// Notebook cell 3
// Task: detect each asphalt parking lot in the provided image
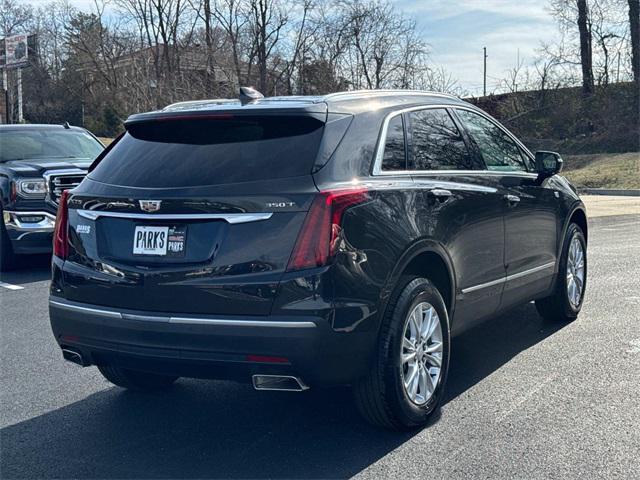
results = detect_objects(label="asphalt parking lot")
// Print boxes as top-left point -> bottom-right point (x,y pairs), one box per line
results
1,213 -> 638,479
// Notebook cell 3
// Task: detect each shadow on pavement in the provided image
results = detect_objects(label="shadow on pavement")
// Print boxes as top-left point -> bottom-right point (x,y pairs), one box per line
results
0,254 -> 51,285
445,301 -> 565,404
0,302 -> 566,479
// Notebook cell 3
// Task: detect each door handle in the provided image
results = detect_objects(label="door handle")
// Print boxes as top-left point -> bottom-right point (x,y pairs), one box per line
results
429,189 -> 453,203
504,194 -> 521,207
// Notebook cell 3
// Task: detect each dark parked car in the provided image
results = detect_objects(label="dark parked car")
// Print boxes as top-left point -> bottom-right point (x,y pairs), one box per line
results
49,90 -> 587,429
0,124 -> 104,270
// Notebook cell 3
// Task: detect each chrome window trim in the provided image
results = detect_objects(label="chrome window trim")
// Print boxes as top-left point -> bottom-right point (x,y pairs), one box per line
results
373,104 -> 450,176
373,169 -> 539,179
372,104 -> 536,177
50,299 -> 317,328
76,210 -> 273,224
461,261 -> 556,295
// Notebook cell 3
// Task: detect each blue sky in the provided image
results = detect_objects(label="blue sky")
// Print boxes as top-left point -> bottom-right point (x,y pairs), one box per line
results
26,0 -> 561,95
396,0 -> 560,94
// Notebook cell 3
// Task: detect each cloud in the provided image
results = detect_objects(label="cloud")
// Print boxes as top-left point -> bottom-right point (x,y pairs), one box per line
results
394,0 -> 561,94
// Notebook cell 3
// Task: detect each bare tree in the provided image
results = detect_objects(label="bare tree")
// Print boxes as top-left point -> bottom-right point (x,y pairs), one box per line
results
577,0 -> 595,95
211,0 -> 250,88
0,0 -> 34,36
547,0 -> 633,90
630,0 -> 640,83
247,0 -> 288,93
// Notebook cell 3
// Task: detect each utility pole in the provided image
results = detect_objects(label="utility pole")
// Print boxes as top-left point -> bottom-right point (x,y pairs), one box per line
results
16,68 -> 23,123
483,47 -> 488,97
2,69 -> 8,124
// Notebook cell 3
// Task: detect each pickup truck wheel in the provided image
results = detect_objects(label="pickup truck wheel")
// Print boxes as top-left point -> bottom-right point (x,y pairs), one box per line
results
354,276 -> 450,430
536,223 -> 587,322
98,365 -> 178,391
0,208 -> 17,272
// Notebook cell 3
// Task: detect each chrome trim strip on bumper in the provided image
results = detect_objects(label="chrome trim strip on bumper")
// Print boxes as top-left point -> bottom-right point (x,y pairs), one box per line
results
168,316 -> 315,328
49,299 -> 317,328
461,261 -> 556,295
76,210 -> 273,224
3,211 -> 57,234
50,299 -> 123,319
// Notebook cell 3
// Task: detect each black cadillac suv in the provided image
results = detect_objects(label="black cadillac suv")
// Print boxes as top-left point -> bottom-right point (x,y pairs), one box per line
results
49,90 -> 587,429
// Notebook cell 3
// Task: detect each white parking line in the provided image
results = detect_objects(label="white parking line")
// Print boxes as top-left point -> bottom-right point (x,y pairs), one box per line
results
0,282 -> 24,291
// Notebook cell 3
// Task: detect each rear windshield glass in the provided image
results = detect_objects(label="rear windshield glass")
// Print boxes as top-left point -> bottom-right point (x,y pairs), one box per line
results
89,115 -> 324,187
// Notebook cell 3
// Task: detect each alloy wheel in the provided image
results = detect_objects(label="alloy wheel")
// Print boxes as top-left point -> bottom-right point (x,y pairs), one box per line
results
566,235 -> 585,308
400,302 -> 443,405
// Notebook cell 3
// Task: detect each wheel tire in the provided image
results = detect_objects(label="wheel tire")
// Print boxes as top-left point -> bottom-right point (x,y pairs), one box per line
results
354,276 -> 450,430
0,208 -> 17,272
535,223 -> 587,322
98,365 -> 178,391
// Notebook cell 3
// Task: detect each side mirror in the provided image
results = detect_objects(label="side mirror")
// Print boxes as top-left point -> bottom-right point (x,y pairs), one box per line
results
535,151 -> 563,177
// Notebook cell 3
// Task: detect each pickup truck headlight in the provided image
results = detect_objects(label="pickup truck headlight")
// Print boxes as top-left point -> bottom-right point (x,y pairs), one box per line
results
16,178 -> 47,198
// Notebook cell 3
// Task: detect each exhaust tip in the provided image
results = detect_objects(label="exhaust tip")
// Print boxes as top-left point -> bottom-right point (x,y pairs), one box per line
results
62,348 -> 87,367
252,374 -> 309,392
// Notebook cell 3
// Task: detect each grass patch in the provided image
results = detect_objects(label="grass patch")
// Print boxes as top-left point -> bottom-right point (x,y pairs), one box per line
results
97,137 -> 114,146
562,152 -> 640,189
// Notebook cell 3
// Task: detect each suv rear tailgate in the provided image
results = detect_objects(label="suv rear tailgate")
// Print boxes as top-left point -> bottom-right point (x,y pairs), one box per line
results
61,112 -> 329,316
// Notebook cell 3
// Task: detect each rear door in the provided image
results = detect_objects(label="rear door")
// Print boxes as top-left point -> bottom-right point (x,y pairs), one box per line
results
454,108 -> 558,308
63,113 -> 326,315
401,106 -> 507,330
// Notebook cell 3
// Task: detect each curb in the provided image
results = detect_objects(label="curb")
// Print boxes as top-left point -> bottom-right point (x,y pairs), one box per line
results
580,189 -> 640,197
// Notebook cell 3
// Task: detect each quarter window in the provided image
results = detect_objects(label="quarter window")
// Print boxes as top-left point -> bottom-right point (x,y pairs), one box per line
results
408,109 -> 472,170
381,115 -> 406,171
455,109 -> 528,172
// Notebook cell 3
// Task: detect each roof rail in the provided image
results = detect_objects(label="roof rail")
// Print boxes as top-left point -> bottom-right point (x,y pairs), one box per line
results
163,98 -> 240,111
321,89 -> 459,102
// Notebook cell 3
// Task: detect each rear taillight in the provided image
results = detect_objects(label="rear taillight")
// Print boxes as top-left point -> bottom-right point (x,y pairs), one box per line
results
287,187 -> 370,272
53,190 -> 70,259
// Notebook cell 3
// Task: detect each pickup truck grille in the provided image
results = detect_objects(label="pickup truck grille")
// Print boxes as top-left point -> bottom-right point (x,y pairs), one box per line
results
47,172 -> 86,204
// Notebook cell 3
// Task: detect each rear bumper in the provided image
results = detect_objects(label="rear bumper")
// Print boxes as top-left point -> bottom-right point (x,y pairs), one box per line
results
49,296 -> 376,387
3,210 -> 55,254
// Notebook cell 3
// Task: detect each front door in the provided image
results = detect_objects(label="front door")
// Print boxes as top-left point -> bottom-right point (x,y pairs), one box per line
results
454,108 -> 558,308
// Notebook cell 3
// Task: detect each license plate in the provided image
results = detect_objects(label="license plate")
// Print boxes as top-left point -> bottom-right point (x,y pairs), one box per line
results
133,226 -> 186,257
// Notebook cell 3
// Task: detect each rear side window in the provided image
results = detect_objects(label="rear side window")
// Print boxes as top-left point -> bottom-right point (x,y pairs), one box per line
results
381,115 -> 406,171
455,109 -> 528,172
408,108 -> 472,171
89,115 -> 324,187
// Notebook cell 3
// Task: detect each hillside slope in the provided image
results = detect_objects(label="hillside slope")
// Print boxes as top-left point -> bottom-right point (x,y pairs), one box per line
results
563,152 -> 640,189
